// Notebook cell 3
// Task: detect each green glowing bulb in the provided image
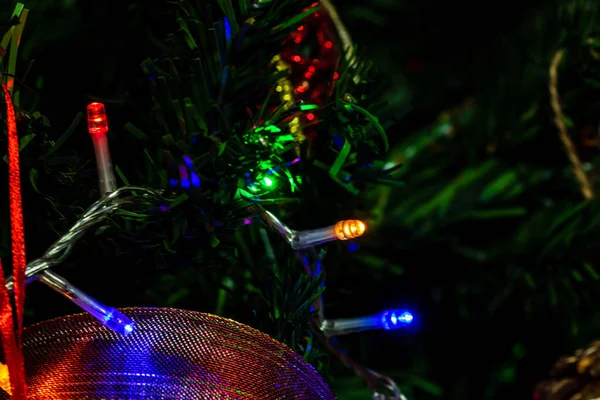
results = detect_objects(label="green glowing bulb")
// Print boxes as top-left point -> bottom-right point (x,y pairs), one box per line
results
263,177 -> 273,187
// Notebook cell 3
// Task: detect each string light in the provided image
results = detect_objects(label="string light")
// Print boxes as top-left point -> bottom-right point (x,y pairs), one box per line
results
5,187 -> 162,285
334,220 -> 366,240
6,192 -> 364,336
320,310 -> 413,337
252,206 -> 366,249
5,187 -> 164,336
292,220 -> 365,249
4,5 -> 404,397
6,188 -> 403,398
38,269 -> 135,336
87,102 -> 117,195
87,102 -> 108,135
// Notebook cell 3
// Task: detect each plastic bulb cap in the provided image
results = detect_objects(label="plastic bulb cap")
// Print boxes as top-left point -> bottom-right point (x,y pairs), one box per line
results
100,308 -> 135,337
87,102 -> 109,136
334,220 -> 366,240
380,310 -> 413,330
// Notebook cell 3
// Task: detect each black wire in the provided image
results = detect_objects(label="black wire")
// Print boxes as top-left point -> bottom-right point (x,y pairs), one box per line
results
1,73 -> 39,96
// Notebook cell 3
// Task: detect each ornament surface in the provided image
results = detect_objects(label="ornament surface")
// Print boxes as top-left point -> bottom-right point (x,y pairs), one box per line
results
9,307 -> 335,399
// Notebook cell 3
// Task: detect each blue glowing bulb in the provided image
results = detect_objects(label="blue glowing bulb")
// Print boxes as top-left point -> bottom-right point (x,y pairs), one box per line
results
400,311 -> 413,323
124,324 -> 134,334
380,310 -> 413,330
191,171 -> 201,188
98,308 -> 135,336
183,155 -> 193,168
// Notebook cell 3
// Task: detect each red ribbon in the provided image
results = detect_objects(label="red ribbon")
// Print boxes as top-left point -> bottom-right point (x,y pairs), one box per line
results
1,82 -> 28,398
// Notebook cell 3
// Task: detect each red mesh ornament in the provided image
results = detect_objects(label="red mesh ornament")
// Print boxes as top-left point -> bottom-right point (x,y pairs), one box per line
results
281,2 -> 341,107
5,308 -> 335,399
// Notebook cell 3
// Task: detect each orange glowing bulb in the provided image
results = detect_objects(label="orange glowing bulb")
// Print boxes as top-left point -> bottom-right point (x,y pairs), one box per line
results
334,220 -> 366,240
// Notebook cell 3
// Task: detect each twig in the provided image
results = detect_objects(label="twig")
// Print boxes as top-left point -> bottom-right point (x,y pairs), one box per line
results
549,49 -> 594,200
320,0 -> 353,58
320,0 -> 360,83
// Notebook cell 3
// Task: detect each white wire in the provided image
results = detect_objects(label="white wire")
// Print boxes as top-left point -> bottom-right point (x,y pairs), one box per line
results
5,186 -> 163,289
6,192 -> 405,398
251,204 -> 406,399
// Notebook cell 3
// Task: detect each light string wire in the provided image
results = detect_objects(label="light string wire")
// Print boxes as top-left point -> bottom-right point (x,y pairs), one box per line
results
6,187 -> 163,286
4,188 -> 164,335
253,205 -> 405,399
7,190 -> 405,399
294,8 -> 404,395
4,1 -> 404,396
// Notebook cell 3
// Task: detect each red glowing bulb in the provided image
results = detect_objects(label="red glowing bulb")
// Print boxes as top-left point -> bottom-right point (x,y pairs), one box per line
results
87,102 -> 108,136
306,113 -> 315,121
292,55 -> 301,62
324,41 -> 333,49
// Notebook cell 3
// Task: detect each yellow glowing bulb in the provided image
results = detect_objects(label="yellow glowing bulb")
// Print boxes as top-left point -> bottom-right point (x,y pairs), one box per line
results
276,85 -> 283,92
334,220 -> 366,240
0,362 -> 11,395
283,94 -> 292,101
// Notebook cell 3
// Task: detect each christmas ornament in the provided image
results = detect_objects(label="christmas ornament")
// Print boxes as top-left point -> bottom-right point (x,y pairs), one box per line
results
0,307 -> 335,399
535,341 -> 600,400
